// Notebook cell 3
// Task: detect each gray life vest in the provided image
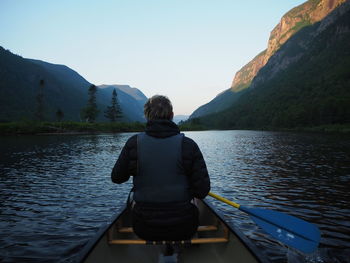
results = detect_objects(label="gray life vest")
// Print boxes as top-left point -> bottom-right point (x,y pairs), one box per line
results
133,132 -> 191,203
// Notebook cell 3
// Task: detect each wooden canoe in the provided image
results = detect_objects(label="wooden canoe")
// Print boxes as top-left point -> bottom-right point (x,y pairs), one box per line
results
78,199 -> 270,263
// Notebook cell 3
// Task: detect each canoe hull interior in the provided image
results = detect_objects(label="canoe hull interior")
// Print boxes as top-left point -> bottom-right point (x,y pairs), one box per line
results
80,199 -> 268,263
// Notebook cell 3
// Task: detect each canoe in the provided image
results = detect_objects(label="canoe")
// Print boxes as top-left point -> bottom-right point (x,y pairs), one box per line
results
78,199 -> 270,263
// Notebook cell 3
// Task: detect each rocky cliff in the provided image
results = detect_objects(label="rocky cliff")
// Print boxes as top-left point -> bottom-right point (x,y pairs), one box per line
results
231,0 -> 346,92
192,0 -> 350,129
190,0 -> 347,119
250,0 -> 350,90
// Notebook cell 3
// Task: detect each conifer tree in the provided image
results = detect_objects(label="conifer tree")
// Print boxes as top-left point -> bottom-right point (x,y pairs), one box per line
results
55,108 -> 64,122
104,89 -> 122,122
35,79 -> 45,121
81,84 -> 99,123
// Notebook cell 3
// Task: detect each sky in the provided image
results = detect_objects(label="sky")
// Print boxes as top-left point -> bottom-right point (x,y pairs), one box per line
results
0,0 -> 306,115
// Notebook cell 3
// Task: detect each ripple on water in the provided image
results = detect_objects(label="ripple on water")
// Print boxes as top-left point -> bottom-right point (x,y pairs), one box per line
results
1,131 -> 350,262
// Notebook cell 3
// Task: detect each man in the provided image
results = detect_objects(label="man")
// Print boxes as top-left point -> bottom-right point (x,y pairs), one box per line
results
111,95 -> 210,241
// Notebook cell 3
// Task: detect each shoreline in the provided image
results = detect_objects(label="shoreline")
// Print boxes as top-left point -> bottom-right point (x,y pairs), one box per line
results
0,121 -> 145,136
1,121 -> 349,135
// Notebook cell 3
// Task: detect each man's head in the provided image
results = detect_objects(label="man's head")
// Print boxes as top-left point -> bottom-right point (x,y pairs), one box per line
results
144,95 -> 174,121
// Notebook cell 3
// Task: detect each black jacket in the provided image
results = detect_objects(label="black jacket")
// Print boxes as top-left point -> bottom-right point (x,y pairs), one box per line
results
111,120 -> 210,199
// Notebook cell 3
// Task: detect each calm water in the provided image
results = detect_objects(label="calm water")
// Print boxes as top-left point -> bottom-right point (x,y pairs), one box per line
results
0,130 -> 349,262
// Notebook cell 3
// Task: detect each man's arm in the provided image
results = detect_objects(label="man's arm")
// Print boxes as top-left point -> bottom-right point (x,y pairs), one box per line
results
183,137 -> 210,199
111,135 -> 137,184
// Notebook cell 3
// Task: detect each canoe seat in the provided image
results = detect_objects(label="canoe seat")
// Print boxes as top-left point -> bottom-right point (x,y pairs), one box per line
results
108,237 -> 229,245
117,225 -> 218,233
108,224 -> 229,245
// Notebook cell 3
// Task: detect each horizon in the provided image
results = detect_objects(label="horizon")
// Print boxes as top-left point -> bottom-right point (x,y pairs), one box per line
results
0,0 -> 306,115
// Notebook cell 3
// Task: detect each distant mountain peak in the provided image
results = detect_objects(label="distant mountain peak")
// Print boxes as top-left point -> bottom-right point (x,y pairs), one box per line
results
230,0 -> 346,92
190,0 -> 350,129
98,84 -> 147,101
190,0 -> 348,120
0,48 -> 147,122
173,115 -> 189,124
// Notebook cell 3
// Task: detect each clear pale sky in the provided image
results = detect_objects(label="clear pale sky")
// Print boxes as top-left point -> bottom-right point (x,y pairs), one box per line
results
0,0 -> 306,115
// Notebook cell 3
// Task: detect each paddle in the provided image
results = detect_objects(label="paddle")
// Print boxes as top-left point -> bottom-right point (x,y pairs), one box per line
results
208,192 -> 321,254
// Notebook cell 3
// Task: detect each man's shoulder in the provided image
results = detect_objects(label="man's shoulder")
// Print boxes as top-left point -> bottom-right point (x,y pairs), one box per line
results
182,135 -> 199,149
125,134 -> 138,148
182,134 -> 195,143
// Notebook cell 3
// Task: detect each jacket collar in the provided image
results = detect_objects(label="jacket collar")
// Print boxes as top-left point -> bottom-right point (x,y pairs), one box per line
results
145,119 -> 180,138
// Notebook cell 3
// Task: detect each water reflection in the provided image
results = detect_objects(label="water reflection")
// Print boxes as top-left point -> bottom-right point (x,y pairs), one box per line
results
185,130 -> 350,262
0,131 -> 349,262
0,134 -> 135,262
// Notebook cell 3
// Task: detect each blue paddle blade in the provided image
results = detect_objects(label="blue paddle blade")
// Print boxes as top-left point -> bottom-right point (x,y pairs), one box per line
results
239,206 -> 321,254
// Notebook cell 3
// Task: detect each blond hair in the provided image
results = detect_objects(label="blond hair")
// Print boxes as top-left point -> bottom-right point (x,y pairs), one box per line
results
144,95 -> 173,121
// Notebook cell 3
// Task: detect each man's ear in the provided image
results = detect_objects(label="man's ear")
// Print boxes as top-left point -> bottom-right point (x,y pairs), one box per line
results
170,112 -> 174,120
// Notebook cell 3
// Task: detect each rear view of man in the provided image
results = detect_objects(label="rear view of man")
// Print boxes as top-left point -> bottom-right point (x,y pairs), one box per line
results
111,95 -> 210,241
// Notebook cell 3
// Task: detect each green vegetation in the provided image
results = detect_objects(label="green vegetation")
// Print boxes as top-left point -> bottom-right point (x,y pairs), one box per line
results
0,47 -> 147,123
81,84 -> 99,123
104,88 -> 123,122
35,79 -> 46,121
0,121 -> 145,135
179,118 -> 206,131
233,82 -> 251,93
284,124 -> 350,133
183,7 -> 350,134
292,19 -> 312,33
55,108 -> 64,121
286,0 -> 319,19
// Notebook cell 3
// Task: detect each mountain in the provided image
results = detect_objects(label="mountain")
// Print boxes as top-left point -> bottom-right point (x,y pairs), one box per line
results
190,88 -> 244,118
190,0 -> 346,119
98,85 -> 147,122
173,115 -> 189,124
0,47 -> 147,122
231,0 -> 347,91
191,0 -> 350,129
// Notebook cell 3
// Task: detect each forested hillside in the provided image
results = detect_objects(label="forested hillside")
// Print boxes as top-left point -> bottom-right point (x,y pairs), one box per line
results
190,0 -> 346,119
0,47 -> 147,122
187,1 -> 350,130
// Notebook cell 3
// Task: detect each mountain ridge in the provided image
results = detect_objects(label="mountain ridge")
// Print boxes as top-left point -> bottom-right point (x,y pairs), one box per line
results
231,0 -> 346,92
98,84 -> 147,122
189,0 -> 350,129
0,47 -> 147,122
190,0 -> 347,119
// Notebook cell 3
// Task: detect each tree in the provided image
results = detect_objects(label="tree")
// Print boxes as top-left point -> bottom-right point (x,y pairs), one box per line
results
104,89 -> 122,122
55,108 -> 64,122
81,84 -> 99,123
35,79 -> 45,121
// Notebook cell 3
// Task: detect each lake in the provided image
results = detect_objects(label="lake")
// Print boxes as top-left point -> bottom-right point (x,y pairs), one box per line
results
0,130 -> 349,262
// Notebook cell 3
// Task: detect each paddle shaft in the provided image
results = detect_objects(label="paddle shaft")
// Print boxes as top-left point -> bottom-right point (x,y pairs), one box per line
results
208,191 -> 321,254
209,192 -> 240,209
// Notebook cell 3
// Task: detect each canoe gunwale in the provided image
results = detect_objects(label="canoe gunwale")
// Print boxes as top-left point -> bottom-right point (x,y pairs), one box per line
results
202,198 -> 271,263
76,205 -> 127,263
77,199 -> 271,263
